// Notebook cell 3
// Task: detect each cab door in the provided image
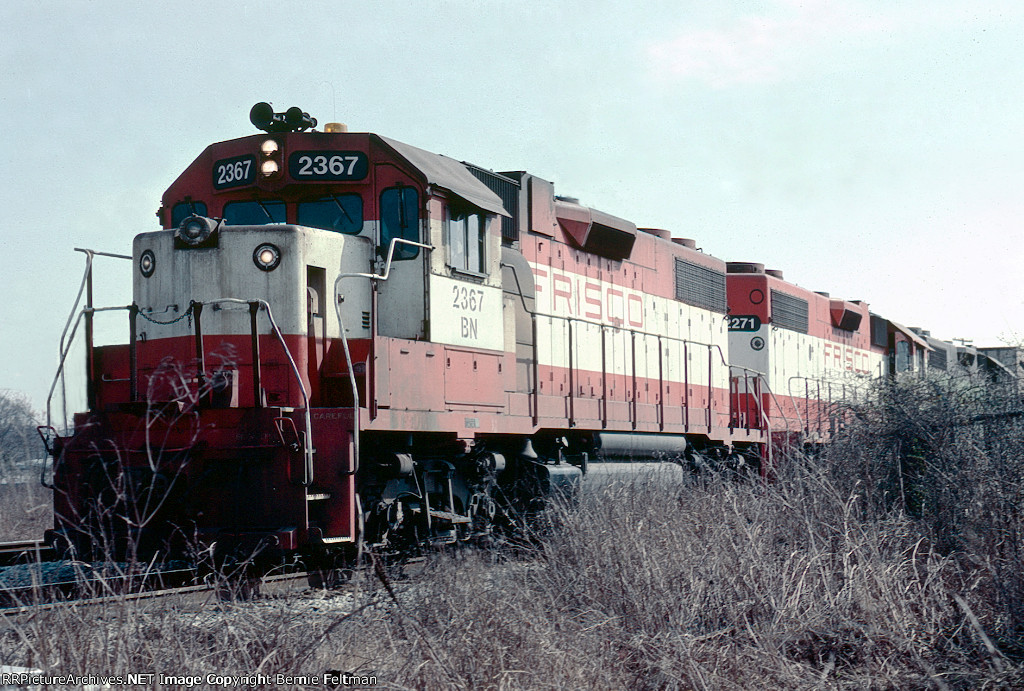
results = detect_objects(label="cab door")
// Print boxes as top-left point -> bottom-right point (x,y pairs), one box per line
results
374,163 -> 427,341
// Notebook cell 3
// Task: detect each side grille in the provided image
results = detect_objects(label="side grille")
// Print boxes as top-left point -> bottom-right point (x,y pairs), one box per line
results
464,163 -> 520,244
870,314 -> 888,348
771,291 -> 809,333
674,259 -> 727,313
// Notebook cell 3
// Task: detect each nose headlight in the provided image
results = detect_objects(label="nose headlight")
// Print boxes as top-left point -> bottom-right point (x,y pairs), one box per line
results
253,243 -> 281,271
139,250 -> 156,277
182,219 -> 204,240
175,214 -> 220,248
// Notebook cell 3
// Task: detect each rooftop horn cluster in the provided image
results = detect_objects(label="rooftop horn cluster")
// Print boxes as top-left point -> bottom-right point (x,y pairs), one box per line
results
249,102 -> 317,133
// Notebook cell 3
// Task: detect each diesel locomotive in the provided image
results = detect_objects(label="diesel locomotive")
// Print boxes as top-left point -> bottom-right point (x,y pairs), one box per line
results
39,103 -> 1003,562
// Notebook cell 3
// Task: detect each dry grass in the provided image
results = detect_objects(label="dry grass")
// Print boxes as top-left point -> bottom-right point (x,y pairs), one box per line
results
2,376 -> 1023,689
352,465 -> 1023,689
0,481 -> 51,542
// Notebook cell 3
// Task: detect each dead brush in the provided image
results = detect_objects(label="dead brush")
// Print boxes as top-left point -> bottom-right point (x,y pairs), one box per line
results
2,374 -> 1022,688
355,444 -> 1023,689
0,482 -> 50,542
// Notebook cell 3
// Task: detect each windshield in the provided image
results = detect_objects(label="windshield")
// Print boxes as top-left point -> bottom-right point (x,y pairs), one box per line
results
297,195 -> 363,234
223,200 -> 286,225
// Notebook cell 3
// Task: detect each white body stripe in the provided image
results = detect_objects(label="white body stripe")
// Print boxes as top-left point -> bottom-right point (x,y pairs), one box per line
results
529,262 -> 731,390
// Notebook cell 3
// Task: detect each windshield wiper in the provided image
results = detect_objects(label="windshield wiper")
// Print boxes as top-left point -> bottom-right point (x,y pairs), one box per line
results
256,200 -> 276,222
330,196 -> 354,226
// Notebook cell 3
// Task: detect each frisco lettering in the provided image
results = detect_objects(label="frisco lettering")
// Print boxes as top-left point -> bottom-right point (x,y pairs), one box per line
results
822,342 -> 874,375
535,267 -> 645,328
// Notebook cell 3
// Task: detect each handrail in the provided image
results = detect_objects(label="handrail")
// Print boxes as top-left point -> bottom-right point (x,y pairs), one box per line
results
500,259 -> 770,436
46,305 -> 137,433
201,298 -> 314,486
54,249 -> 132,433
727,366 -> 775,462
337,236 -> 434,282
728,366 -> 761,432
45,297 -> 316,487
787,374 -> 855,438
57,251 -> 92,430
747,370 -> 794,431
44,304 -> 121,488
334,237 -> 435,474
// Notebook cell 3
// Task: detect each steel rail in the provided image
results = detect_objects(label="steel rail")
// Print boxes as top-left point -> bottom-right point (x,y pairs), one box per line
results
0,569 -> 314,616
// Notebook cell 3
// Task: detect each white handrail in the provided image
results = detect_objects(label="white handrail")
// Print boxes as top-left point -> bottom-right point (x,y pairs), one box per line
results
204,297 -> 314,486
333,237 -> 435,475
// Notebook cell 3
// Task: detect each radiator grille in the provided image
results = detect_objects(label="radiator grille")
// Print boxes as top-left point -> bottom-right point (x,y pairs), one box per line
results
870,314 -> 888,348
464,164 -> 520,244
929,347 -> 948,370
674,259 -> 727,313
770,290 -> 809,333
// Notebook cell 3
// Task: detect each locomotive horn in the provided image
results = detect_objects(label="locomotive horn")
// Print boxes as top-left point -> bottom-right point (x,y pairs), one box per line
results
250,102 -> 318,133
285,106 -> 317,131
249,102 -> 281,132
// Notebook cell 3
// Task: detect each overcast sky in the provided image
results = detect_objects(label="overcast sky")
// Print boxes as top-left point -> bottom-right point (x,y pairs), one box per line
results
2,0 -> 1022,413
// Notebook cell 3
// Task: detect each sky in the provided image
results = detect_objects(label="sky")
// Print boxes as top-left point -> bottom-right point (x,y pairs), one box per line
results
2,0 -> 1023,414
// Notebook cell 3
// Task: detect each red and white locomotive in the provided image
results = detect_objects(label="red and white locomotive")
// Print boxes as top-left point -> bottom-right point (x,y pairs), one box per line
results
41,104 -> 991,561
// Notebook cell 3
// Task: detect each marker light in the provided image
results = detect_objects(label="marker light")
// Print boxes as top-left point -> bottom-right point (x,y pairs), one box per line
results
253,243 -> 281,271
139,250 -> 156,277
259,138 -> 282,178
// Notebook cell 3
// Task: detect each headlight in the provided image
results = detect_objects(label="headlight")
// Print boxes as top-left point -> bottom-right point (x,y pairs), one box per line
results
260,137 -> 283,178
253,243 -> 281,271
175,214 -> 219,247
139,250 -> 156,278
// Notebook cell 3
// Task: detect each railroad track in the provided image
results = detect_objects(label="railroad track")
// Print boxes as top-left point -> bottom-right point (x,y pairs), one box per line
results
0,549 -> 427,616
0,538 -> 344,611
0,570 -> 316,621
0,564 -> 195,609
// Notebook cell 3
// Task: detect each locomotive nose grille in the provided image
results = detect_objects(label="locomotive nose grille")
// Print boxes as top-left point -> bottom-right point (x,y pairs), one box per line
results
361,311 -> 371,329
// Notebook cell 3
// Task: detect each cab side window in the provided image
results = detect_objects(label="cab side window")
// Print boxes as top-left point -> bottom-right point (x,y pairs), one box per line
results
895,340 -> 911,373
447,203 -> 485,274
380,186 -> 419,259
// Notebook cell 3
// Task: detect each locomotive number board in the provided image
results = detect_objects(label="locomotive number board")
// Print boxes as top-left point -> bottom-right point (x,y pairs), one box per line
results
213,155 -> 257,190
728,315 -> 762,332
288,151 -> 369,181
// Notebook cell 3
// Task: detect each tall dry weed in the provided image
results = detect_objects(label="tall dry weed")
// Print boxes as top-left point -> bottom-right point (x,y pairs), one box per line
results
2,374 -> 1022,689
345,456 -> 1019,689
0,482 -> 50,541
